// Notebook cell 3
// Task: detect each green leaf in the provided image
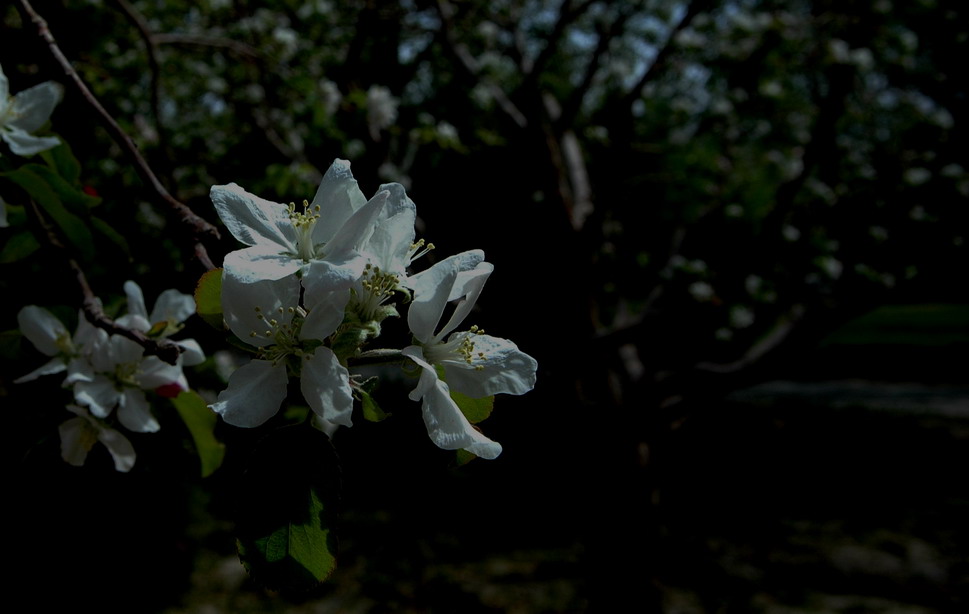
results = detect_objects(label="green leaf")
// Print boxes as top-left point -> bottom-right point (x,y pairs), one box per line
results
433,365 -> 495,423
236,425 -> 341,593
170,389 -> 225,478
359,388 -> 389,422
0,230 -> 41,263
3,166 -> 95,262
455,449 -> 478,466
451,390 -> 494,424
40,140 -> 81,185
24,163 -> 100,213
194,268 -> 224,330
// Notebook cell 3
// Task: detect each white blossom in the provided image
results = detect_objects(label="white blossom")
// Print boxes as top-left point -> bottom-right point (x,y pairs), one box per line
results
0,63 -> 63,157
402,251 -> 537,459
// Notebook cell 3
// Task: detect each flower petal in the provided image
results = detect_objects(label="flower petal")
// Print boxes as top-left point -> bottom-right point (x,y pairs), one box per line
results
223,245 -> 302,283
300,346 -> 353,432
58,416 -> 95,467
300,288 -> 351,341
221,274 -> 299,346
150,288 -> 196,326
97,425 -> 137,472
17,305 -> 69,356
309,159 -> 368,243
301,253 -> 367,305
123,280 -> 150,322
442,334 -> 538,398
406,250 -> 485,343
322,189 -> 388,258
436,262 -> 493,341
175,338 -> 206,366
13,356 -> 66,384
74,375 -> 121,418
209,359 -> 288,427
2,126 -> 60,156
365,183 -> 416,274
417,366 -> 502,460
10,81 -> 63,133
211,183 -> 297,249
136,355 -> 186,389
118,388 -> 160,433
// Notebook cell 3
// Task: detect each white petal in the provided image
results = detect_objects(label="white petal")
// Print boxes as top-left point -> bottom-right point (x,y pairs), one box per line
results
151,288 -> 196,325
116,313 -> 151,333
322,189 -> 388,257
300,288 -> 351,341
443,334 -> 538,398
175,338 -> 206,366
210,359 -> 288,427
436,262 -> 493,341
136,356 -> 185,389
103,335 -> 144,371
75,375 -> 121,418
10,81 -> 63,133
418,367 -> 502,459
118,388 -> 160,433
300,347 -> 353,429
72,309 -> 107,353
2,126 -> 60,156
13,356 -> 66,383
63,355 -> 95,385
309,159 -> 368,243
17,305 -> 69,356
0,65 -> 8,99
402,345 -> 435,401
123,280 -> 149,322
58,416 -> 94,467
365,184 -> 416,274
301,253 -> 367,302
407,251 -> 490,344
221,274 -> 299,346
223,245 -> 302,283
210,183 -> 297,249
407,256 -> 459,344
97,426 -> 137,472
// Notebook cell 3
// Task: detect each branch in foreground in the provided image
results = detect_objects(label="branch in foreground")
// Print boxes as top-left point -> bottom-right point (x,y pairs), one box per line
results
28,201 -> 183,365
18,0 -> 219,270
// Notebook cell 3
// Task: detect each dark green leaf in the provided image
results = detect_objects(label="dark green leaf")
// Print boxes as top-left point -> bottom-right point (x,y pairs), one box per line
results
0,230 -> 41,263
40,140 -> 81,185
4,166 -> 95,262
236,425 -> 341,594
170,389 -> 225,477
23,163 -> 100,213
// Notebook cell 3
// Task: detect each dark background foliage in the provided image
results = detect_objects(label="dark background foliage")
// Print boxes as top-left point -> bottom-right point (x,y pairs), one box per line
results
1,0 -> 967,612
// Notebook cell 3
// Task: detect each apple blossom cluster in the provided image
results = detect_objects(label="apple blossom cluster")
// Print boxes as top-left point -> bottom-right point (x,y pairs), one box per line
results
210,159 -> 537,459
16,281 -> 205,471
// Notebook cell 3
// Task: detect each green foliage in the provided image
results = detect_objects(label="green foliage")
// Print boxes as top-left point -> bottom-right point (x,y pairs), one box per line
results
3,164 -> 95,261
235,425 -> 341,593
194,268 -> 224,330
358,377 -> 390,422
169,389 -> 225,478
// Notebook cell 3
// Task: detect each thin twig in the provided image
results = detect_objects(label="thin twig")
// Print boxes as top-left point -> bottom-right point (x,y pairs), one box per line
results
28,201 -> 183,365
18,0 -> 219,270
152,32 -> 263,60
110,0 -> 176,192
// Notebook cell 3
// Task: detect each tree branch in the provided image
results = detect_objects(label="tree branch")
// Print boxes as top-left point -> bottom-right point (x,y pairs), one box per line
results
19,0 -> 219,271
28,201 -> 183,365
